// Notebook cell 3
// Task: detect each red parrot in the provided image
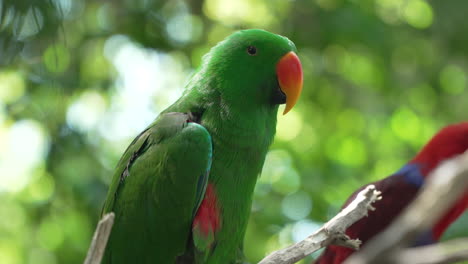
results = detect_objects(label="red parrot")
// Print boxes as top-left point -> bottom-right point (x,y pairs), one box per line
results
316,122 -> 468,264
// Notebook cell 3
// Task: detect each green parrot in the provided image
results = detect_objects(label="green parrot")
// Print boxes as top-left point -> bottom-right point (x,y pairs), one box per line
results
101,29 -> 303,264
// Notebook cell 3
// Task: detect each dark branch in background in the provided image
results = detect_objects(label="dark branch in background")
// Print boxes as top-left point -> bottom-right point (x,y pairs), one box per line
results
395,238 -> 468,264
258,185 -> 382,264
344,151 -> 468,264
84,213 -> 115,264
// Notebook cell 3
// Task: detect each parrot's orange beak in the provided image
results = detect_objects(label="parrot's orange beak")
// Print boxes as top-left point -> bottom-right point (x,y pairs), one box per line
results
276,51 -> 303,115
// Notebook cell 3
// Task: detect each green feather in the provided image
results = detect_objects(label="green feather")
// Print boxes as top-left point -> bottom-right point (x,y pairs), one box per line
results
102,112 -> 212,263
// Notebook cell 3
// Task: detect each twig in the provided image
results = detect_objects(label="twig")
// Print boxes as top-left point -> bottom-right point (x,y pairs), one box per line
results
395,238 -> 468,264
84,213 -> 115,264
258,185 -> 382,264
344,151 -> 468,264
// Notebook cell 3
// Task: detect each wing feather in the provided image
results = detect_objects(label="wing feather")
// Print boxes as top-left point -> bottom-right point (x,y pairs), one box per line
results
102,112 -> 212,264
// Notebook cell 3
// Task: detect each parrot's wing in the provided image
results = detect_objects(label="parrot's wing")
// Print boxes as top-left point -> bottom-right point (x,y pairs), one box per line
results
102,112 -> 212,264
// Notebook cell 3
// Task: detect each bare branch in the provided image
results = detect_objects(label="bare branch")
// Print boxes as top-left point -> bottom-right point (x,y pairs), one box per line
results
258,185 -> 382,264
84,213 -> 115,264
395,238 -> 468,264
344,151 -> 468,264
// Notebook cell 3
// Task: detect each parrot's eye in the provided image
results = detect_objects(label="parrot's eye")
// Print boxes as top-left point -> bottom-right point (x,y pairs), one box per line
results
247,46 -> 257,56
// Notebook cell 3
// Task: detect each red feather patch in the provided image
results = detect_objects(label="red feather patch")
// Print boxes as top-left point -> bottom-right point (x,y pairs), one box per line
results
192,183 -> 221,250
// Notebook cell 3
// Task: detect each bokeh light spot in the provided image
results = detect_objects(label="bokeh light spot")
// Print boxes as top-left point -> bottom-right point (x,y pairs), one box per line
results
37,218 -> 64,250
43,44 -> 71,73
391,107 -> 421,144
277,110 -> 303,141
0,241 -> 22,264
0,120 -> 50,193
0,70 -> 25,104
167,14 -> 203,45
403,0 -> 433,29
203,0 -> 273,27
376,0 -> 405,25
326,135 -> 367,166
260,150 -> 301,195
281,191 -> 312,220
26,172 -> 55,203
80,40 -> 110,81
67,91 -> 107,132
271,168 -> 300,195
291,220 -> 321,242
439,65 -> 466,95
337,51 -> 383,90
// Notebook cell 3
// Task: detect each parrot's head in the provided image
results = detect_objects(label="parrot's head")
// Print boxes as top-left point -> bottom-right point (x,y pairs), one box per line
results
411,122 -> 468,176
201,29 -> 303,115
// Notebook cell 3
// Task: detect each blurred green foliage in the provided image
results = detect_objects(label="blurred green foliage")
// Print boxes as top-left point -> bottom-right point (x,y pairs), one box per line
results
1,0 -> 468,263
